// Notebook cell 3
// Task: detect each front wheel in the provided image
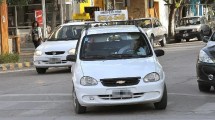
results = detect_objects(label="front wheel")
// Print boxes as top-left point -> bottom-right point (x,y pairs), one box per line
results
175,38 -> 181,43
36,68 -> 47,74
160,35 -> 167,47
73,87 -> 86,114
198,83 -> 211,92
150,35 -> 155,47
186,39 -> 190,42
154,84 -> 167,110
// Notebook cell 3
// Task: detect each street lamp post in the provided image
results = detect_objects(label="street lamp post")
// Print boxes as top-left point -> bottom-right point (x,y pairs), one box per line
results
42,0 -> 47,38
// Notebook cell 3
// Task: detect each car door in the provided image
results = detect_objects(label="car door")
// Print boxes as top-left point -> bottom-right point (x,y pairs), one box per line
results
155,19 -> 163,41
153,19 -> 162,42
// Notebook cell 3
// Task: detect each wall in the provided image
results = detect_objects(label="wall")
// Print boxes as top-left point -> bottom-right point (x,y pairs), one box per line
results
127,0 -> 145,18
159,0 -> 169,33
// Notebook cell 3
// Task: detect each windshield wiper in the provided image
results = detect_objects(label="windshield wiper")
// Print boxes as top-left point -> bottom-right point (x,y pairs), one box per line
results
108,54 -> 134,59
82,55 -> 106,59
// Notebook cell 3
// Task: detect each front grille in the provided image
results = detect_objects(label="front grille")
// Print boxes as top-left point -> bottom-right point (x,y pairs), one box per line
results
41,60 -> 67,64
179,29 -> 192,33
45,51 -> 65,55
100,77 -> 140,87
98,93 -> 144,100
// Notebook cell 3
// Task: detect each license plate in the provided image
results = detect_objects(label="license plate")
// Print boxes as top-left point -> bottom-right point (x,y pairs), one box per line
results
112,89 -> 132,98
183,33 -> 188,37
49,58 -> 61,64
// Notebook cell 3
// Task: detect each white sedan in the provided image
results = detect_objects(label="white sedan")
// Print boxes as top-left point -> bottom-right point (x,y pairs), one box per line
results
33,22 -> 86,74
67,25 -> 167,114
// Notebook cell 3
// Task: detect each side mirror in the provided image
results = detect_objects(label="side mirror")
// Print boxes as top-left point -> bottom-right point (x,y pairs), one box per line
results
66,55 -> 77,62
154,49 -> 165,57
203,36 -> 210,43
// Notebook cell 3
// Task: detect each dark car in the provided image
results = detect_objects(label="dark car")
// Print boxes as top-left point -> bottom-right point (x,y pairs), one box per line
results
196,32 -> 215,92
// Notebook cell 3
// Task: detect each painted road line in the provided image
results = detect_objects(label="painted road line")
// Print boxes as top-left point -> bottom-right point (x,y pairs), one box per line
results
168,93 -> 215,98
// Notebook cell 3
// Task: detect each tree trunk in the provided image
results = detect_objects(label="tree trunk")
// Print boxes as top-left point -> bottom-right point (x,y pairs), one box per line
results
51,0 -> 58,30
168,4 -> 177,37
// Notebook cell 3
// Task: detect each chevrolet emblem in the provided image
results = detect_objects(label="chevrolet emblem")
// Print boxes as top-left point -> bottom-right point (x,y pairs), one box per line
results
116,80 -> 126,84
52,52 -> 56,55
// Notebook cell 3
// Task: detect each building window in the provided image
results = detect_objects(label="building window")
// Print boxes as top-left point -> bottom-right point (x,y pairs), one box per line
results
115,0 -> 124,10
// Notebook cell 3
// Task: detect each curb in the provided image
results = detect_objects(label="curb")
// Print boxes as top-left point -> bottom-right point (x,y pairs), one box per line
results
0,62 -> 34,71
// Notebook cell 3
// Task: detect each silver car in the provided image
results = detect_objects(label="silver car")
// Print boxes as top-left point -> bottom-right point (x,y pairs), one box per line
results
135,18 -> 168,47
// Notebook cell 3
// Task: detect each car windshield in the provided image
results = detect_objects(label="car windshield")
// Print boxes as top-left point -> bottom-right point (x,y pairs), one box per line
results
80,32 -> 153,60
47,25 -> 86,41
136,19 -> 152,28
179,17 -> 201,26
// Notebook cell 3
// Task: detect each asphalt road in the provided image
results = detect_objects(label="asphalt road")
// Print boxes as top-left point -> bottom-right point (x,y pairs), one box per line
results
0,40 -> 215,120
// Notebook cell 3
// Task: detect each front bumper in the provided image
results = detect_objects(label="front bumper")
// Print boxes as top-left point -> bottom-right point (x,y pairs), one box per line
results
34,54 -> 72,68
175,31 -> 200,39
197,62 -> 215,85
74,80 -> 165,107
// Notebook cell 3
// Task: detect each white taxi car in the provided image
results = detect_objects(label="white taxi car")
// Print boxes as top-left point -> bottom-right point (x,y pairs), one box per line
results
67,25 -> 167,114
33,22 -> 87,74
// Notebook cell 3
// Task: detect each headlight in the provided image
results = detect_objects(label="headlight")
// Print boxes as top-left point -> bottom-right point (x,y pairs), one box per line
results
143,72 -> 160,83
199,50 -> 214,63
34,50 -> 42,56
68,48 -> 76,55
80,76 -> 98,86
192,29 -> 197,32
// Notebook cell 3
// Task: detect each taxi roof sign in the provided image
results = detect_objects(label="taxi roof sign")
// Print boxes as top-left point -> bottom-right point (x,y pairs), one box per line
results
95,10 -> 128,22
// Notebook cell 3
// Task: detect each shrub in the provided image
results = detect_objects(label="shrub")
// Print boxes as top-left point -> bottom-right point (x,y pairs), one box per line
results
0,53 -> 19,64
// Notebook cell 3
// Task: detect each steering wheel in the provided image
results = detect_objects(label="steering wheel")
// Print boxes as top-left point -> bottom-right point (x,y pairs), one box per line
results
119,48 -> 134,54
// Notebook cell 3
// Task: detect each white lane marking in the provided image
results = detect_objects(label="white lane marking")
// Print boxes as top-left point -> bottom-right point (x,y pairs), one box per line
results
0,101 -> 72,103
194,103 -> 215,114
168,93 -> 215,98
0,68 -> 35,74
0,93 -> 72,97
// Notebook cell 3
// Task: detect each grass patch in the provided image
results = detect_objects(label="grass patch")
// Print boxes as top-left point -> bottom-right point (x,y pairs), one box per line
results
0,53 -> 19,64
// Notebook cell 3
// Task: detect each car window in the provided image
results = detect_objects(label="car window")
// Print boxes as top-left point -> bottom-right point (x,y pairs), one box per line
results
80,32 -> 153,60
179,17 -> 201,26
155,19 -> 161,27
48,25 -> 86,41
137,19 -> 152,28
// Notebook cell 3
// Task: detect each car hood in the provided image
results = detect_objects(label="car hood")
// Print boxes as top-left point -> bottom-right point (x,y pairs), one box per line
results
37,40 -> 78,52
175,25 -> 200,31
80,57 -> 156,80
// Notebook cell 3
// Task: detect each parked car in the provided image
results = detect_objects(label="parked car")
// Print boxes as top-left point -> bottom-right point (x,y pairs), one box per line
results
33,22 -> 87,74
67,25 -> 167,114
197,32 -> 215,92
175,16 -> 212,42
135,18 -> 168,47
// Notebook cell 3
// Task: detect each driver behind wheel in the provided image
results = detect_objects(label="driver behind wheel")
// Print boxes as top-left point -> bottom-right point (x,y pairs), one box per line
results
118,37 -> 146,55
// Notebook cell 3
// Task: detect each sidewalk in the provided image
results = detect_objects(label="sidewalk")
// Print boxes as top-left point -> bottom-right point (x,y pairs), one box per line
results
0,47 -> 35,72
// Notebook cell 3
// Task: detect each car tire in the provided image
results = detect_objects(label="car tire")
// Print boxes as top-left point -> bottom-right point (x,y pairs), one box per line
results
154,84 -> 167,110
150,35 -> 155,47
160,35 -> 166,47
73,87 -> 86,114
186,39 -> 189,42
36,68 -> 47,74
197,31 -> 203,41
175,38 -> 181,43
198,83 -> 211,92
